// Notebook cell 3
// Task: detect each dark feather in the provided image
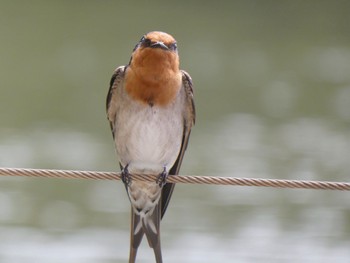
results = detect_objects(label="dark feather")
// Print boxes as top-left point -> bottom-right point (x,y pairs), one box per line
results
160,70 -> 196,218
129,209 -> 145,263
143,204 -> 162,262
106,66 -> 126,139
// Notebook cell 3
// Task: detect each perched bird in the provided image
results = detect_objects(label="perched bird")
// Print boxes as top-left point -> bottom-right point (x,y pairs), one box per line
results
106,31 -> 195,263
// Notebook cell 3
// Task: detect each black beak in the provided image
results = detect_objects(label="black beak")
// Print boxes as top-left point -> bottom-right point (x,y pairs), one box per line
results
150,41 -> 169,50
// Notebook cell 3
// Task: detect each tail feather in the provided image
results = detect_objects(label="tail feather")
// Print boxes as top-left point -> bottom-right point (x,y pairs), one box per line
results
129,208 -> 144,263
129,204 -> 163,263
143,203 -> 162,263
129,246 -> 138,263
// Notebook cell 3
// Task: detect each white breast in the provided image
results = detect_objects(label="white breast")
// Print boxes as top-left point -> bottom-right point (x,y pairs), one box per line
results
115,102 -> 184,174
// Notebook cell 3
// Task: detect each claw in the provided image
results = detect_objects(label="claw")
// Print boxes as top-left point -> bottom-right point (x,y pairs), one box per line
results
121,164 -> 131,186
156,167 -> 168,187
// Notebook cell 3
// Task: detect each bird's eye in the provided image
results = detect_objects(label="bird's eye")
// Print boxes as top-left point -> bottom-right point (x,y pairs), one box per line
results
140,37 -> 151,47
170,42 -> 177,51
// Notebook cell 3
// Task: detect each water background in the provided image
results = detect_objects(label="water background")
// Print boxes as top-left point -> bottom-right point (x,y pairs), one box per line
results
0,1 -> 349,262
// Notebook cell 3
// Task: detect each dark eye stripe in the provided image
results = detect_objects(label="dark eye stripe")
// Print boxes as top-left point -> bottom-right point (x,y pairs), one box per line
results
134,35 -> 177,52
170,42 -> 177,51
142,38 -> 151,47
132,36 -> 150,52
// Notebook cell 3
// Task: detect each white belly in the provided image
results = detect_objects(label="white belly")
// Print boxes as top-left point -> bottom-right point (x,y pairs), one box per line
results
115,104 -> 183,174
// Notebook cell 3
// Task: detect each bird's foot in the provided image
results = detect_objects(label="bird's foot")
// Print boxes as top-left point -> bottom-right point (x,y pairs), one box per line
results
121,164 -> 131,186
156,167 -> 168,187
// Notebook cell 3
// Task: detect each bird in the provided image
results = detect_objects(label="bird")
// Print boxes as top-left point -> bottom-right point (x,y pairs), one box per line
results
106,31 -> 195,263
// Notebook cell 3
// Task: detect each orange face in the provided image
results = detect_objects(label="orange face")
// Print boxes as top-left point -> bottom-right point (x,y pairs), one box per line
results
130,31 -> 179,71
125,31 -> 182,107
141,31 -> 177,50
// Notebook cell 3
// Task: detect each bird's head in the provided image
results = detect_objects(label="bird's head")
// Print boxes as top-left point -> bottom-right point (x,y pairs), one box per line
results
124,31 -> 183,106
129,31 -> 179,71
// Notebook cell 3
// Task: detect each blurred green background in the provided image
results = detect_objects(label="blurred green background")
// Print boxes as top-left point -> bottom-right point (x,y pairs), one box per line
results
0,1 -> 350,262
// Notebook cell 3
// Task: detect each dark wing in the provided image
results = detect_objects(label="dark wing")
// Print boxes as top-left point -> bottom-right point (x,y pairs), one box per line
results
106,66 -> 126,139
160,70 -> 196,218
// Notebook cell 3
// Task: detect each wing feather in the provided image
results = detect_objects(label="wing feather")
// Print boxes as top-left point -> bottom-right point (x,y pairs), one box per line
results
160,70 -> 196,218
106,66 -> 126,138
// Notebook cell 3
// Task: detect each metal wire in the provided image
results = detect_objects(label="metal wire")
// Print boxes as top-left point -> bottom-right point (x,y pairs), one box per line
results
0,167 -> 349,191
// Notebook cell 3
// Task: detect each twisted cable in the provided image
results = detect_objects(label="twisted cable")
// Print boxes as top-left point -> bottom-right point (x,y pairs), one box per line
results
0,167 -> 349,191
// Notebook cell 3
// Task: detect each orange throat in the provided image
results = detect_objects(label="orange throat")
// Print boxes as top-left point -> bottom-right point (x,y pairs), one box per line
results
125,49 -> 182,107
